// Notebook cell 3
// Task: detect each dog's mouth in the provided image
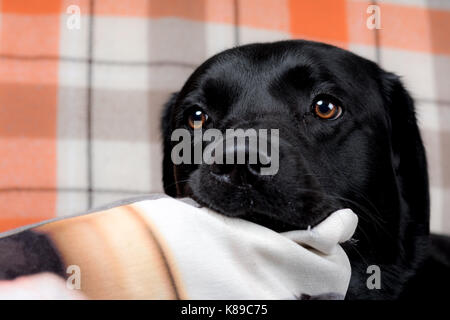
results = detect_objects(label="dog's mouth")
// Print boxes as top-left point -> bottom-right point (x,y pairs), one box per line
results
237,210 -> 310,232
177,161 -> 341,232
188,188 -> 332,232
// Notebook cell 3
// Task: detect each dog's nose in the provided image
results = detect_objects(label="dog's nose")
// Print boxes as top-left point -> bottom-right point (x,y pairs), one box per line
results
210,144 -> 271,185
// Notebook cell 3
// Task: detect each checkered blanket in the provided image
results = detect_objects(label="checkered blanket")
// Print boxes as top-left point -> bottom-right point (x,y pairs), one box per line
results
0,0 -> 449,234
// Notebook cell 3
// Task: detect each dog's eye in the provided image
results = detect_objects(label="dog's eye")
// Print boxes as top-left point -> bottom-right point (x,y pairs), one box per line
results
187,108 -> 209,129
313,99 -> 343,120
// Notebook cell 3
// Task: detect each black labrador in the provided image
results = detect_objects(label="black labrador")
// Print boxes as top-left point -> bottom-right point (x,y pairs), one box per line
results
0,39 -> 448,300
161,40 -> 450,300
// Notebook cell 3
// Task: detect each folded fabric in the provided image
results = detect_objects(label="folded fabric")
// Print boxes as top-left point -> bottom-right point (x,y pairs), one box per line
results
0,196 -> 358,299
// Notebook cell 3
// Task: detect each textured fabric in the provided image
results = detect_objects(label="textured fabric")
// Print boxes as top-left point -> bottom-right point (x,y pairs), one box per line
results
0,197 -> 358,299
0,0 -> 449,234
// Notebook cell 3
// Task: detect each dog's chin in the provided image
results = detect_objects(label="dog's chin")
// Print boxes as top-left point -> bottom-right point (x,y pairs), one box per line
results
189,193 -> 301,232
180,169 -> 337,232
187,185 -> 329,232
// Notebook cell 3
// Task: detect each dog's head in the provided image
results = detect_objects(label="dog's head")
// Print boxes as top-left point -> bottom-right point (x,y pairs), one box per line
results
161,41 -> 429,288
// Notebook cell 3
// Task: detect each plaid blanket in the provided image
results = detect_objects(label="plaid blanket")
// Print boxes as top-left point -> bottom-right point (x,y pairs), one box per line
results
0,0 -> 449,234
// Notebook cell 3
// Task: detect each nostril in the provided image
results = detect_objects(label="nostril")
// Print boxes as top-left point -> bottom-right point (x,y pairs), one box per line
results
209,140 -> 273,181
210,163 -> 253,185
210,158 -> 271,178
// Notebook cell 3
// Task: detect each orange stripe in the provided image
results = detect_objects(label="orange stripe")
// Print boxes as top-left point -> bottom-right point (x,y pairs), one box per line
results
0,14 -> 60,56
0,193 -> 55,233
346,0 -> 377,46
94,0 -> 234,24
0,6 -> 60,231
61,0 -> 91,14
237,0 -> 290,32
3,0 -> 449,56
1,0 -> 61,14
289,0 -> 348,47
94,0 -> 152,17
0,60 -> 59,85
348,1 -> 450,55
83,0 -> 289,31
0,84 -> 58,191
378,3 -> 432,54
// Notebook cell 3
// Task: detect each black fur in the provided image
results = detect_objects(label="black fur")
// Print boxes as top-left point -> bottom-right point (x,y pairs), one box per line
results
161,40 -> 450,299
0,231 -> 65,280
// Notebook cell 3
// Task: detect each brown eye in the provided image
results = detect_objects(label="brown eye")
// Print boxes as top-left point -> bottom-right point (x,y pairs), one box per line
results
313,99 -> 343,120
187,108 -> 209,129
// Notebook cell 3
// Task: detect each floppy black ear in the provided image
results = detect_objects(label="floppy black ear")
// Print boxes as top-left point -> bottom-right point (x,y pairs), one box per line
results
161,93 -> 179,197
382,72 -> 430,231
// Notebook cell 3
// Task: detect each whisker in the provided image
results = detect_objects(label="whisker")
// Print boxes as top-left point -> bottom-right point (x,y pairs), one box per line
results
163,178 -> 191,192
344,238 -> 370,266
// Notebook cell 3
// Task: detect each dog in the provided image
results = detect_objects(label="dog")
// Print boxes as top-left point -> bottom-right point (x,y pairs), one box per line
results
161,40 -> 450,300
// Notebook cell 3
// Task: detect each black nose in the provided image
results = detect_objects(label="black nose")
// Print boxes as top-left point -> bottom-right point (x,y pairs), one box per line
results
209,144 -> 271,185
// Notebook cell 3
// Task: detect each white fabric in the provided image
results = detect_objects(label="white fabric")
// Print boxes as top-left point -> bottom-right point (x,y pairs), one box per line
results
133,198 -> 358,300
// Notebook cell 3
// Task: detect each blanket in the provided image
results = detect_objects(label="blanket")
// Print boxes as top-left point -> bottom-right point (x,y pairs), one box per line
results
0,196 -> 358,299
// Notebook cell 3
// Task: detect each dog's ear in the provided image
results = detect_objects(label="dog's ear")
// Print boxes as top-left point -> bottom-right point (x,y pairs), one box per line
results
161,92 -> 179,197
381,72 -> 429,229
